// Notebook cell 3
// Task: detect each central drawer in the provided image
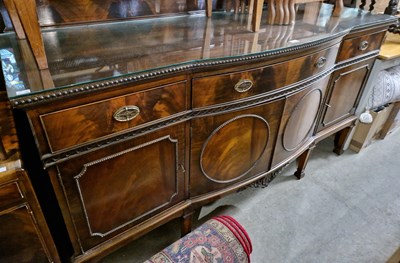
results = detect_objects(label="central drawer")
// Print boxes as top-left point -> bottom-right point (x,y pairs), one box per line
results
192,44 -> 339,108
40,81 -> 187,152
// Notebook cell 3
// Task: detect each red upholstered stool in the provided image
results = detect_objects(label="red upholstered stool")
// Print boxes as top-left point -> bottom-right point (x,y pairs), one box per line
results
145,215 -> 252,263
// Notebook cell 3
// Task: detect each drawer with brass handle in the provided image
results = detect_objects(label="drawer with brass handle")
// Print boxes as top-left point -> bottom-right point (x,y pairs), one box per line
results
39,81 -> 187,152
336,31 -> 386,62
113,105 -> 141,122
192,44 -> 339,108
234,79 -> 254,93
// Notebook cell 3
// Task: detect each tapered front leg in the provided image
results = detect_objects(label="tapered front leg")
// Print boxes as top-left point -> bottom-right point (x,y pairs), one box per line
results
294,146 -> 315,180
333,126 -> 352,155
181,211 -> 194,237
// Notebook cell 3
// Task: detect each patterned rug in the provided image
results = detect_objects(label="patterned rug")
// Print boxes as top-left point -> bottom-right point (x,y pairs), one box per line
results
144,215 -> 252,263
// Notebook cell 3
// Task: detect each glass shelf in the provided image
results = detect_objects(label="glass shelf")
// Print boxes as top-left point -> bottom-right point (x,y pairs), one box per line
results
0,4 -> 394,100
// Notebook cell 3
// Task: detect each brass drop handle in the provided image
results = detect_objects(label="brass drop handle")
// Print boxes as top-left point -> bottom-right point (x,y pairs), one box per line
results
113,105 -> 140,122
234,79 -> 253,93
315,57 -> 327,69
358,41 -> 369,51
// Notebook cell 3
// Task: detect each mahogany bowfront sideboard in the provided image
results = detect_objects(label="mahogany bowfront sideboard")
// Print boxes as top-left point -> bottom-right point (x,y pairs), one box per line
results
0,3 -> 396,262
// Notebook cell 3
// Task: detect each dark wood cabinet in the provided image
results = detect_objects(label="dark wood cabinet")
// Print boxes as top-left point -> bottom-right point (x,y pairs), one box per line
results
0,95 -> 60,263
49,122 -> 188,254
0,3 -> 396,262
190,98 -> 285,197
0,170 -> 58,263
272,76 -> 330,168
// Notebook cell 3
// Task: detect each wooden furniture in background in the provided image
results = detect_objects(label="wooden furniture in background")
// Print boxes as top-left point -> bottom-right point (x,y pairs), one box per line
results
0,93 -> 60,263
3,0 -> 48,69
385,0 -> 399,15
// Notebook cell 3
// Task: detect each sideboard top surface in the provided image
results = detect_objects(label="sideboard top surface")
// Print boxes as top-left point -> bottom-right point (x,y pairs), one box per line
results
0,4 -> 395,106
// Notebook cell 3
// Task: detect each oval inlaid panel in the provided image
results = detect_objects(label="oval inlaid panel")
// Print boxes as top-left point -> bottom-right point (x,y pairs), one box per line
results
283,89 -> 322,151
200,115 -> 270,183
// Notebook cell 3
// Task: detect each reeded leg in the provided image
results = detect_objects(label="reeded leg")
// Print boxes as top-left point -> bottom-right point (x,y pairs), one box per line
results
294,146 -> 315,180
333,126 -> 352,155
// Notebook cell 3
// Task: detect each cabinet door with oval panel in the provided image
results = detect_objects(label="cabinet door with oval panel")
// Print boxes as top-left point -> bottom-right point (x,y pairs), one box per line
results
190,99 -> 285,197
50,123 -> 187,252
271,76 -> 330,168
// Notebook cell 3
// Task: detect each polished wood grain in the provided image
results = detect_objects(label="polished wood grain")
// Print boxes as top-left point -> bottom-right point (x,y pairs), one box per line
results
271,76 -> 329,168
26,74 -> 188,159
0,182 -> 22,207
40,81 -> 187,152
201,115 -> 270,182
0,205 -> 50,262
53,123 -> 186,251
336,31 -> 386,62
0,5 -> 395,262
190,98 -> 285,197
77,138 -> 177,235
0,93 -> 18,154
320,59 -> 374,129
0,170 -> 61,263
283,88 -> 321,150
192,45 -> 339,108
0,94 -> 60,263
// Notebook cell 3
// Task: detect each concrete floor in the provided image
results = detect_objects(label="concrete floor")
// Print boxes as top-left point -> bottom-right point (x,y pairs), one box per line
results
101,129 -> 400,263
